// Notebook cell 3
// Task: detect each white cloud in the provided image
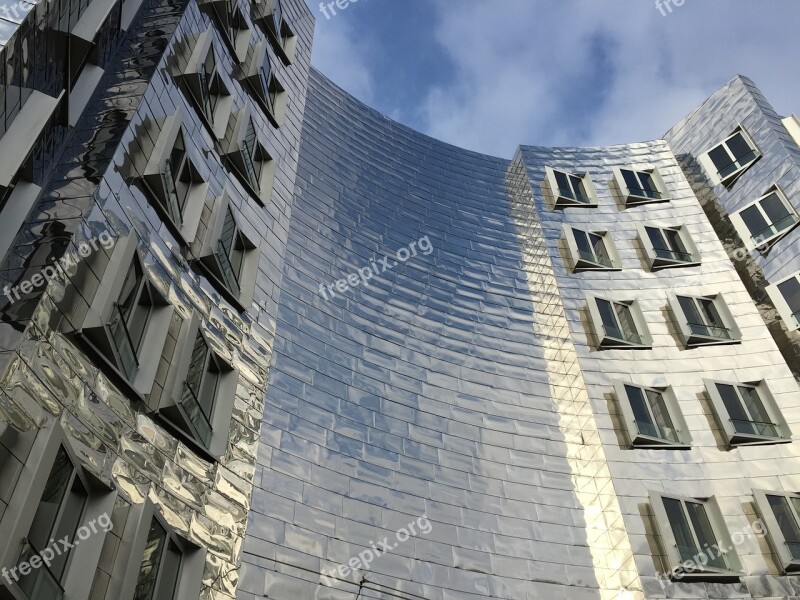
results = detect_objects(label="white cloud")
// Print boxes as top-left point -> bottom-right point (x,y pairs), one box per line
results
309,0 -> 800,158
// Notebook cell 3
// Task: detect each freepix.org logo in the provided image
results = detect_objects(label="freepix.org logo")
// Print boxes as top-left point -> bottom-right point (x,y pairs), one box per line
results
318,235 -> 433,301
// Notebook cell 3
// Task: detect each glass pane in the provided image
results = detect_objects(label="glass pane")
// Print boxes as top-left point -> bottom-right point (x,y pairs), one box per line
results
686,502 -> 726,569
134,519 -> 168,600
621,169 -> 640,193
554,170 -> 571,198
778,277 -> 800,324
216,207 -> 242,295
48,477 -> 88,580
717,383 -> 754,436
626,385 -> 656,439
26,447 -> 73,551
663,229 -> 690,260
568,174 -> 587,203
761,193 -> 796,236
698,298 -> 724,329
614,303 -> 640,344
708,144 -> 732,173
118,260 -> 144,323
596,299 -> 620,338
589,233 -> 611,267
127,284 -> 153,352
663,497 -> 697,562
739,386 -> 777,437
573,229 -> 592,259
647,389 -> 678,443
769,495 -> 800,560
741,204 -> 771,240
154,540 -> 182,600
727,132 -> 753,162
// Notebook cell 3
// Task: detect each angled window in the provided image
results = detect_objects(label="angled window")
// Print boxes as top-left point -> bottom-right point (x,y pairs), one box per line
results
650,492 -> 741,581
0,427 -> 116,600
700,127 -> 761,187
637,223 -> 700,270
199,0 -> 250,61
766,271 -> 800,331
238,42 -> 286,127
256,0 -> 296,65
221,106 -> 276,204
190,190 -> 260,310
175,32 -> 233,139
704,379 -> 789,447
587,295 -> 652,349
546,167 -> 598,208
614,167 -> 670,206
138,111 -> 209,244
110,500 -> 206,599
614,381 -> 690,449
69,233 -> 176,396
563,225 -> 619,271
157,313 -> 239,456
669,293 -> 741,348
753,490 -> 800,573
730,186 -> 798,251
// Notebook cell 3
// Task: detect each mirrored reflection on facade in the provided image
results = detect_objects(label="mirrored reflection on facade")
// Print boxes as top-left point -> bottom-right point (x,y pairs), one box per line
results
0,0 -> 799,597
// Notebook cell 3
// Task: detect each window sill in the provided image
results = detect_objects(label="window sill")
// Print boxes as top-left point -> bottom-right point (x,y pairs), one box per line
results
718,156 -> 760,188
630,437 -> 691,450
684,336 -> 741,349
729,435 -> 792,448
651,258 -> 701,271
624,194 -> 670,207
598,338 -> 652,351
669,568 -> 742,583
554,196 -> 597,209
574,260 -> 620,273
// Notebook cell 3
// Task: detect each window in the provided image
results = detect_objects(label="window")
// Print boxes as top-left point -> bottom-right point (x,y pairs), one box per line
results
258,0 -> 296,65
614,382 -> 690,449
157,312 -> 238,456
614,167 -> 669,206
238,42 -> 286,127
200,0 -> 249,61
17,446 -> 87,598
134,518 -> 184,599
546,167 -> 598,208
190,190 -> 260,311
178,332 -> 224,445
670,294 -> 741,348
138,111 -> 209,244
67,233 -> 175,395
753,490 -> 800,573
637,224 -> 700,270
704,379 -> 789,447
221,107 -> 276,204
730,187 -> 798,251
650,492 -> 740,580
587,295 -> 652,349
766,272 -> 800,331
700,128 -> 761,187
563,225 -> 618,271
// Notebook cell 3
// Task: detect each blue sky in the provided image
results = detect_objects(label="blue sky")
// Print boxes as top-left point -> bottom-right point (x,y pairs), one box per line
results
305,0 -> 800,158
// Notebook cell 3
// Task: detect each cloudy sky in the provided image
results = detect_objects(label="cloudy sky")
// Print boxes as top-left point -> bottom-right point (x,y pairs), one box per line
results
304,0 -> 800,159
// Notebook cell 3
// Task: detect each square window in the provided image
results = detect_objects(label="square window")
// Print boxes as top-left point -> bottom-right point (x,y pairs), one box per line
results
638,224 -> 699,270
222,107 -> 276,205
587,295 -> 652,349
753,490 -> 800,572
731,187 -> 798,251
766,272 -> 800,331
614,167 -> 670,206
546,167 -> 598,208
650,492 -> 741,581
701,128 -> 761,187
670,293 -> 741,348
564,225 -> 618,271
704,379 -> 789,447
614,382 -> 690,449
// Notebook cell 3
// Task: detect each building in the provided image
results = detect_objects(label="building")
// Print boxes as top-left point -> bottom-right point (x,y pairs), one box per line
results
0,0 -> 799,599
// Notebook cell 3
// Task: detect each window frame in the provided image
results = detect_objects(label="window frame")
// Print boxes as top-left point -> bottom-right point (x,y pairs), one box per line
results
258,0 -> 296,65
0,423 -> 116,600
238,41 -> 286,128
156,311 -> 239,458
704,379 -> 790,447
650,491 -> 742,581
668,292 -> 741,348
222,105 -> 276,206
613,166 -> 670,207
586,294 -> 652,350
753,489 -> 800,573
699,126 -> 761,187
140,110 -> 209,245
766,271 -> 800,332
545,166 -> 599,209
106,499 -> 206,600
562,224 -> 620,272
614,381 -> 691,449
636,223 -> 700,270
729,186 -> 799,252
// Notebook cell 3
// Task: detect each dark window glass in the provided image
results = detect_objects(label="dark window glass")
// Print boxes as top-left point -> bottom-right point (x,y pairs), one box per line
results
717,383 -> 778,438
767,495 -> 800,560
778,277 -> 800,325
573,229 -> 611,268
625,385 -> 678,443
